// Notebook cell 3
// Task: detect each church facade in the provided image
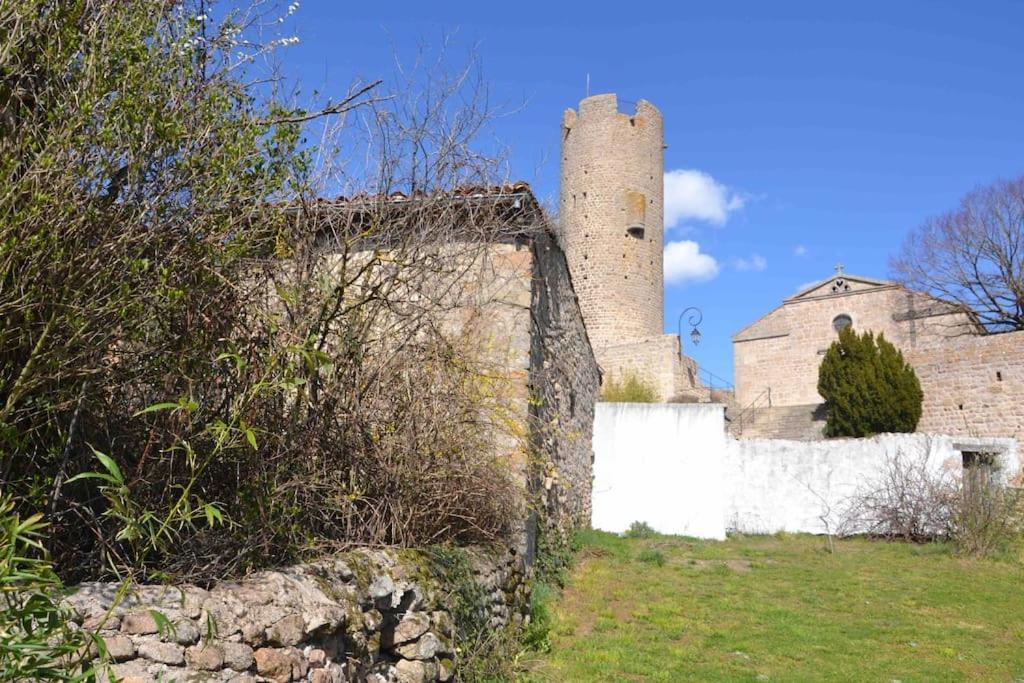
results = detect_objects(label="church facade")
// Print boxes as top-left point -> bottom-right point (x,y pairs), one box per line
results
733,266 -> 1023,439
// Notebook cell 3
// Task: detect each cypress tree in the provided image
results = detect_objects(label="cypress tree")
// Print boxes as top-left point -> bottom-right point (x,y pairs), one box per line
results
817,327 -> 924,437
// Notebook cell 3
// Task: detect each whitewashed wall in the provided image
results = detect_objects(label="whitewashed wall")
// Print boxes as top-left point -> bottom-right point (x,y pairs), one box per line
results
591,403 -> 727,539
591,403 -> 1020,538
724,434 -> 1019,534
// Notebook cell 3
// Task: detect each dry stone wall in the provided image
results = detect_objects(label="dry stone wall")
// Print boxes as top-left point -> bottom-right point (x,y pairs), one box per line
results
66,547 -> 527,683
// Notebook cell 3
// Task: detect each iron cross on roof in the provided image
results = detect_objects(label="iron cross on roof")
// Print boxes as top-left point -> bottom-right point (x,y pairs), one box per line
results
835,262 -> 844,276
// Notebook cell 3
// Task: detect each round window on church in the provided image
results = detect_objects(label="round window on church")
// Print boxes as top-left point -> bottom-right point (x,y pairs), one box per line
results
832,314 -> 852,332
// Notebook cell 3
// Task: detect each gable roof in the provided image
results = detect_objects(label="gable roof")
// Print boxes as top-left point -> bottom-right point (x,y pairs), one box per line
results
281,182 -> 548,251
733,268 -> 983,343
732,304 -> 790,343
785,273 -> 894,302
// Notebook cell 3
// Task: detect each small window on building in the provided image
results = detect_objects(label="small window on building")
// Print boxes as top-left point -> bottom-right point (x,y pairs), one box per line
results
832,314 -> 852,332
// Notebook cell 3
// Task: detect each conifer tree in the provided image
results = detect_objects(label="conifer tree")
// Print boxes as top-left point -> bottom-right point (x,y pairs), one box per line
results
817,327 -> 924,437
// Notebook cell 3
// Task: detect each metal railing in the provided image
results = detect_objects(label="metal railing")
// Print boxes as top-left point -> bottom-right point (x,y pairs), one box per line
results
698,367 -> 734,397
730,387 -> 772,436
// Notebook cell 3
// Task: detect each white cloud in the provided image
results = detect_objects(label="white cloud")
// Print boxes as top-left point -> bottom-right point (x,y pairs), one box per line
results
734,254 -> 768,272
794,245 -> 808,257
663,240 -> 720,285
664,169 -> 746,228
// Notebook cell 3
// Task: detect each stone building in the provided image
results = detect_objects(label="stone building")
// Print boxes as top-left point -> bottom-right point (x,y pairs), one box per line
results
732,265 -> 1023,440
70,186 -> 599,683
560,93 -> 705,401
308,184 -> 601,560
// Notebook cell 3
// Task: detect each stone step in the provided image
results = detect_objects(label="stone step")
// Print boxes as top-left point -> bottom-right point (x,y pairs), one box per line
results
729,403 -> 827,440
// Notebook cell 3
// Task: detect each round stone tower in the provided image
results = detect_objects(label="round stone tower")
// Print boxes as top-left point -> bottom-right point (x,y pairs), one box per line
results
560,93 -> 665,349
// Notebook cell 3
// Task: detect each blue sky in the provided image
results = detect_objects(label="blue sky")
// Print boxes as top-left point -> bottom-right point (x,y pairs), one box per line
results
277,1 -> 1024,382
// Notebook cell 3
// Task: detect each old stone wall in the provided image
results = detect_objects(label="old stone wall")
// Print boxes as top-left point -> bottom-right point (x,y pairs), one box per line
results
908,329 -> 1024,439
59,215 -> 596,683
527,229 -> 602,554
596,335 -> 707,402
67,547 -> 527,683
364,233 -> 599,555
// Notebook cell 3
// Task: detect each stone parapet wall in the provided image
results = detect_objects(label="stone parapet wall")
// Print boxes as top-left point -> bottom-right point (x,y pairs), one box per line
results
596,334 -> 703,402
908,329 -> 1024,439
66,547 -> 527,683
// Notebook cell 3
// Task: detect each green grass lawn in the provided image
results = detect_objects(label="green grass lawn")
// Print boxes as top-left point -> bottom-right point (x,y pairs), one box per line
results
524,531 -> 1024,682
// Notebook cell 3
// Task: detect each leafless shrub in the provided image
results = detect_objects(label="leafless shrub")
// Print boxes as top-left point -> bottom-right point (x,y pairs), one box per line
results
952,456 -> 1022,557
840,446 -> 959,541
2,2 -> 529,583
841,446 -> 1022,556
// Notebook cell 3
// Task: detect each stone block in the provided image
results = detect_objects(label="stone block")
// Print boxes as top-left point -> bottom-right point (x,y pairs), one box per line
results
221,641 -> 255,671
102,634 -> 135,662
265,613 -> 305,646
136,639 -> 184,665
254,646 -> 306,683
121,612 -> 159,635
185,643 -> 225,671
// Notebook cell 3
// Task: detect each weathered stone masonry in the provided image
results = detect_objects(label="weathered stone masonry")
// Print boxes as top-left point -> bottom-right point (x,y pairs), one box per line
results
67,547 -> 527,683
311,187 -> 601,555
909,329 -> 1024,439
527,228 -> 601,558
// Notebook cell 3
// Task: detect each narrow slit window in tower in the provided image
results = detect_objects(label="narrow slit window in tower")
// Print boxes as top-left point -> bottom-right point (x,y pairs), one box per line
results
625,190 -> 646,239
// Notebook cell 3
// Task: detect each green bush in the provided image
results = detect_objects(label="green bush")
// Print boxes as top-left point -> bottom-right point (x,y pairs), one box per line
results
600,372 -> 658,403
636,549 -> 665,566
623,521 -> 659,539
523,582 -> 555,653
817,327 -> 923,437
0,496 -> 95,681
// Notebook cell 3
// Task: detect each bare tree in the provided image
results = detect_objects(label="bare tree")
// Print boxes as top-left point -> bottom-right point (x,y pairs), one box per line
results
891,175 -> 1024,331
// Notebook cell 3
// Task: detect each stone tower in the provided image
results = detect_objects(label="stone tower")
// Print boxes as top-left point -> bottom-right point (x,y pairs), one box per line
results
560,93 -> 665,347
559,94 -> 705,402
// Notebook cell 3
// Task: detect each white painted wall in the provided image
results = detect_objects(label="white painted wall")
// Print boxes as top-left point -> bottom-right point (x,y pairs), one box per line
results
591,403 -> 727,539
724,434 -> 1019,534
591,404 -> 1020,538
